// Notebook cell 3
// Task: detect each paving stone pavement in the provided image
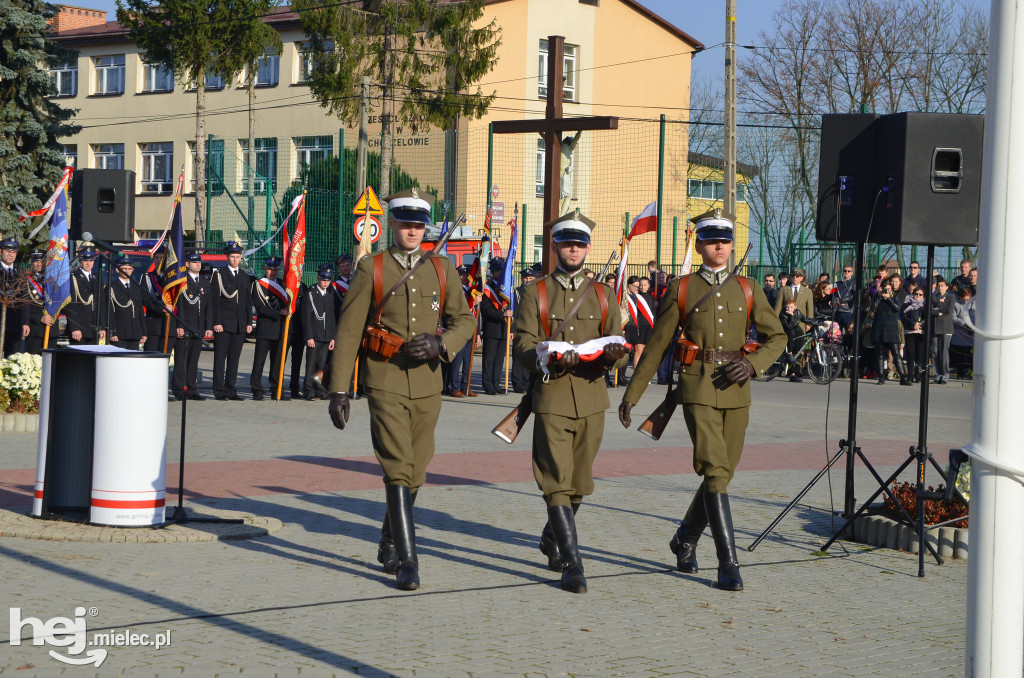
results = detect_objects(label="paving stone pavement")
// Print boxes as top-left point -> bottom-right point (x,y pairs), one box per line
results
0,347 -> 975,676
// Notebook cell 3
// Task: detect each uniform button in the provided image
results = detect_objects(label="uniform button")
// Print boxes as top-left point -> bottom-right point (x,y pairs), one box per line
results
411,288 -> 416,292
716,292 -> 721,297
718,332 -> 724,337
718,318 -> 723,323
409,276 -> 414,280
411,317 -> 416,322
569,297 -> 574,302
717,305 -> 724,310
411,303 -> 416,307
718,346 -> 723,350
569,326 -> 574,331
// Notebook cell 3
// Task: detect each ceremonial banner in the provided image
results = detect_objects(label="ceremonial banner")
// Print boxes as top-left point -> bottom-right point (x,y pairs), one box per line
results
43,187 -> 71,317
284,193 -> 307,314
158,199 -> 187,308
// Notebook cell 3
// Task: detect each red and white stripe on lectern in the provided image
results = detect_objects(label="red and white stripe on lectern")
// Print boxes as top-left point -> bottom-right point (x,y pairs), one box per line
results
89,354 -> 168,526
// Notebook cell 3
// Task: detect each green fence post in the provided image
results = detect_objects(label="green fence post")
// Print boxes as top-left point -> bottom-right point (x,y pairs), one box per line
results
656,114 -> 666,272
337,128 -> 345,258
206,133 -> 214,244
672,216 -> 677,272
520,203 -> 527,269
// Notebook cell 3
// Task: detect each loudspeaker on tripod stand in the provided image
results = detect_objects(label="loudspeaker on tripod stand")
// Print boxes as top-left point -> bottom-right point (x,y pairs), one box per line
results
69,169 -> 136,242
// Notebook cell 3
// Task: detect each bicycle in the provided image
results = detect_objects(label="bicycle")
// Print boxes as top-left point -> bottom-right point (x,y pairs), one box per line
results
760,321 -> 844,384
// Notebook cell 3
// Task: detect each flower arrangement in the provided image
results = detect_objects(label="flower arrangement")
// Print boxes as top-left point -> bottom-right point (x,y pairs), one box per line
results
0,352 -> 42,414
884,478 -> 969,529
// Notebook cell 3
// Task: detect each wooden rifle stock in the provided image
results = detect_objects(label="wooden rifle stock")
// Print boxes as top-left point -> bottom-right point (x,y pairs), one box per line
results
492,390 -> 533,444
637,393 -> 676,440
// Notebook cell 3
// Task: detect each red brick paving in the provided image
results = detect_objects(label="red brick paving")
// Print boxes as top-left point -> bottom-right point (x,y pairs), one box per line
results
0,438 -> 955,508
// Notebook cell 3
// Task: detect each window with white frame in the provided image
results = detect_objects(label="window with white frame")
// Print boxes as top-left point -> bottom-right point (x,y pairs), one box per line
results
140,143 -> 173,194
50,60 -> 78,97
686,179 -> 746,202
297,41 -> 334,82
205,72 -> 225,90
188,140 -> 225,194
62,144 -> 77,167
533,234 -> 544,265
141,62 -> 174,92
538,40 -> 577,101
253,51 -> 280,87
535,138 -> 545,197
94,55 -> 125,95
294,135 -> 332,173
92,143 -> 124,170
238,138 -> 278,194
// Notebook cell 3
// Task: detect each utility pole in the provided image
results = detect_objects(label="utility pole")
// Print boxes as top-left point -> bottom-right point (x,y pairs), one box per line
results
356,76 -> 369,192
724,0 -> 738,266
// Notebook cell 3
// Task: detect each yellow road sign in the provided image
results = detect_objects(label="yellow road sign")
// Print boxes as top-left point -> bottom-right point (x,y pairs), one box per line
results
352,186 -> 384,216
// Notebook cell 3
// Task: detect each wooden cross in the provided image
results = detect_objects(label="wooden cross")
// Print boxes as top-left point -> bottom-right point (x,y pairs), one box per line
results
492,35 -> 618,274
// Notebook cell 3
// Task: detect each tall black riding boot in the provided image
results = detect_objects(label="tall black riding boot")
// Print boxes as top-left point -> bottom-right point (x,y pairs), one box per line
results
385,484 -> 420,591
378,490 -> 417,575
548,505 -> 587,593
704,492 -> 743,591
894,354 -> 911,386
876,351 -> 888,384
669,483 -> 707,573
539,501 -> 580,572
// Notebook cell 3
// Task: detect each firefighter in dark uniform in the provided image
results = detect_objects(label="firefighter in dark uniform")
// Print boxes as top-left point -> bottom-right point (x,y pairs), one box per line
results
65,246 -> 104,345
480,258 -> 512,394
142,256 -> 176,353
210,241 -> 253,400
303,264 -> 339,400
510,266 -> 537,393
619,209 -> 786,591
334,253 -> 353,298
250,257 -> 289,400
1,238 -> 23,355
170,252 -> 214,401
288,278 -> 308,399
21,250 -> 47,354
513,214 -> 628,594
445,264 -> 476,396
327,187 -> 475,591
104,256 -> 147,349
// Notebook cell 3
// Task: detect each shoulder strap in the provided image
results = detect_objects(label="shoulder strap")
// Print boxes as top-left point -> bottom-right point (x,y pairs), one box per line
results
676,275 -> 691,328
537,278 -> 551,338
371,255 -> 384,324
736,276 -> 754,333
431,257 -> 446,324
592,281 -> 608,333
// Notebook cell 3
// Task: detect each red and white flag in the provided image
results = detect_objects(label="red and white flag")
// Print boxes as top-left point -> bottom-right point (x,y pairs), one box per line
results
283,193 -> 307,315
627,293 -> 655,328
615,239 -> 628,302
627,201 -> 657,241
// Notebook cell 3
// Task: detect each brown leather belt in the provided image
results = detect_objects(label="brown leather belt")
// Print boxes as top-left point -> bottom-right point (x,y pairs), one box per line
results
699,349 -> 743,363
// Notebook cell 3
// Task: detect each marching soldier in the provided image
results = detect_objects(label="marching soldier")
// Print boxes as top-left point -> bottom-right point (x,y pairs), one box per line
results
210,242 -> 253,400
171,252 -> 214,401
250,257 -> 289,401
22,250 -> 46,354
618,209 -> 786,591
327,188 -> 475,591
303,264 -> 339,400
513,214 -> 627,594
65,246 -> 104,345
105,256 -> 147,349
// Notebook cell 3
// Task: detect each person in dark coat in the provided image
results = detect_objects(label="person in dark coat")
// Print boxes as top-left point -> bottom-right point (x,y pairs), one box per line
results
869,280 -> 909,385
65,246 -> 104,345
779,297 -> 815,383
142,260 -> 176,353
250,257 -> 290,400
0,238 -> 23,356
170,251 -> 214,401
104,256 -> 147,349
480,258 -> 512,395
21,250 -> 47,354
288,279 -> 308,399
930,277 -> 955,384
210,242 -> 253,400
302,264 -> 339,400
510,267 -> 537,393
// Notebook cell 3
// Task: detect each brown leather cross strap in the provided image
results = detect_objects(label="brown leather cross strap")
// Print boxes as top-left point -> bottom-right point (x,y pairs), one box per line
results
536,278 -> 608,340
370,254 -> 447,328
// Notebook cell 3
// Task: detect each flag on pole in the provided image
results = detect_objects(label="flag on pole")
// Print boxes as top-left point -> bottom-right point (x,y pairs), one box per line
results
284,193 -> 307,315
19,166 -> 74,239
679,227 -> 696,274
500,215 -> 518,312
43,185 -> 71,318
627,201 -> 658,241
437,209 -> 451,257
148,171 -> 185,254
615,239 -> 629,302
159,198 -> 187,308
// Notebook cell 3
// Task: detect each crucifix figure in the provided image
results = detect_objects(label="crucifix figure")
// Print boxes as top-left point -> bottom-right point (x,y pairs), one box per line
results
492,35 -> 618,274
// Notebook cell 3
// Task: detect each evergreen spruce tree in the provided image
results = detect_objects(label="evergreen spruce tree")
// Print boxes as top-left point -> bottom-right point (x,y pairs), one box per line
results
0,0 -> 79,241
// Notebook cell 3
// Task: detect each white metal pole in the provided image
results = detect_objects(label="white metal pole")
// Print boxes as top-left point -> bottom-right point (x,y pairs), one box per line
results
965,1 -> 1024,675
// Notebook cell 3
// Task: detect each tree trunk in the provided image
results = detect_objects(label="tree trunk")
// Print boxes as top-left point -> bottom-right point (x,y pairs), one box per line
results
194,76 -> 207,245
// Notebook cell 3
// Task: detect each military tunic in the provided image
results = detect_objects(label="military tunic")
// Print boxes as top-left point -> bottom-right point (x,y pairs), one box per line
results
514,272 -> 627,507
330,246 -> 475,490
624,271 -> 786,492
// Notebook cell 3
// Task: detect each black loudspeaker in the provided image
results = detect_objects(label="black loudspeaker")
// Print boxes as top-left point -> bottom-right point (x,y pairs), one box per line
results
70,169 -> 136,242
871,112 -> 983,246
815,112 -> 983,246
816,113 -> 880,242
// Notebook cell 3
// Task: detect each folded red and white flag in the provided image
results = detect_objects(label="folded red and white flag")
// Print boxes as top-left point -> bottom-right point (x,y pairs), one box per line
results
536,336 -> 627,375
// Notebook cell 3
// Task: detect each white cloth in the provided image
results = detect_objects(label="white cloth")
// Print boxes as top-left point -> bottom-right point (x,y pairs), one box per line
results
536,335 -> 626,375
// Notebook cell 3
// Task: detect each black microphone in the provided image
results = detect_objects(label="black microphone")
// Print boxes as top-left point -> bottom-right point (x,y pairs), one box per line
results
81,232 -> 125,258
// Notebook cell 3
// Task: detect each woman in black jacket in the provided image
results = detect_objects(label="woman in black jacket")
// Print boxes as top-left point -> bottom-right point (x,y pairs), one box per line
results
869,281 -> 910,385
900,285 -> 927,382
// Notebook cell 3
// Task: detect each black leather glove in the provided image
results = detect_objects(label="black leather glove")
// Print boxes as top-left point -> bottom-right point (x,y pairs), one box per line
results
329,393 -> 351,430
403,333 -> 445,360
618,401 -> 633,429
551,349 -> 580,375
600,343 -> 627,368
723,356 -> 756,385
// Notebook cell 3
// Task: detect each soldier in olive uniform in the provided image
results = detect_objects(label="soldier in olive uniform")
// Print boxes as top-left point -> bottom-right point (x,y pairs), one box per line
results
618,209 -> 786,591
514,214 -> 628,594
327,188 -> 475,591
21,250 -> 47,354
65,246 -> 104,345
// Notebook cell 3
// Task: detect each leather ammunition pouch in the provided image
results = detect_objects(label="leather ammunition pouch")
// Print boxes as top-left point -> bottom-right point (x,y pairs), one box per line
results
362,324 -> 404,360
674,337 -> 700,366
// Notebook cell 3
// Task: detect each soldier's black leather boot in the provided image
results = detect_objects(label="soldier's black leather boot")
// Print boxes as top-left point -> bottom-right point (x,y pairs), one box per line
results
386,484 -> 420,591
378,491 -> 416,575
669,483 -> 707,573
539,502 -> 579,572
704,491 -> 744,592
548,505 -> 587,593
